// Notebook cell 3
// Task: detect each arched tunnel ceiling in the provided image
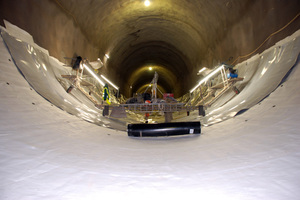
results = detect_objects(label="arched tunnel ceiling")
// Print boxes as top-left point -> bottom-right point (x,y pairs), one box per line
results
56,0 -> 257,97
2,0 -> 298,98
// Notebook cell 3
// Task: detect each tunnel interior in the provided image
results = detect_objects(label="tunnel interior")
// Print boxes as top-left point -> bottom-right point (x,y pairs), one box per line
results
1,0 -> 299,99
1,1 -> 300,198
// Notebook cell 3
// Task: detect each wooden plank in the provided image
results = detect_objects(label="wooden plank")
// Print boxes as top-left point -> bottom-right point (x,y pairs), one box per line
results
211,82 -> 225,89
228,77 -> 244,82
77,86 -> 98,105
61,75 -> 94,86
80,80 -> 94,87
61,74 -> 77,80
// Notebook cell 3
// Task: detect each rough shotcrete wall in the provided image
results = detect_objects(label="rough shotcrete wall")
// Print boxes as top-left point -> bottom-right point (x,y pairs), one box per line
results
201,0 -> 300,68
0,0 -> 99,63
0,0 -> 299,98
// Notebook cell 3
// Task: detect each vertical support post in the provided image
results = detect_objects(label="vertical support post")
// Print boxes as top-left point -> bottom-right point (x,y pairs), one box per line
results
198,105 -> 205,116
221,66 -> 228,87
164,112 -> 173,123
199,84 -> 203,101
151,72 -> 158,103
102,105 -> 109,116
80,62 -> 84,79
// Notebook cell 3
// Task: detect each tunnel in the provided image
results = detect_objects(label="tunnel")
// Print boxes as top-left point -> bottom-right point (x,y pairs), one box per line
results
1,0 -> 299,98
0,0 -> 300,199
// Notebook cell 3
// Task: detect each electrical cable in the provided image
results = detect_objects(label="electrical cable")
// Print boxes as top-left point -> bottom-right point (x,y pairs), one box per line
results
231,12 -> 300,65
54,0 -> 80,27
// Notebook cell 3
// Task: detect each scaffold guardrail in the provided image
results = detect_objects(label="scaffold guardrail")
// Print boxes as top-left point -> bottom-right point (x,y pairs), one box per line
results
118,103 -> 199,113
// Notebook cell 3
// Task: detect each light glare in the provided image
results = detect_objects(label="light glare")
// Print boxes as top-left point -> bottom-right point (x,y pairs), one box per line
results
198,67 -> 207,73
83,64 -> 105,86
144,0 -> 150,7
101,75 -> 119,90
190,65 -> 224,93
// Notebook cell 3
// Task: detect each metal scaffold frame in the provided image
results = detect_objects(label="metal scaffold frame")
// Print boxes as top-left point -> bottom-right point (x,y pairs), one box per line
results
119,103 -> 201,113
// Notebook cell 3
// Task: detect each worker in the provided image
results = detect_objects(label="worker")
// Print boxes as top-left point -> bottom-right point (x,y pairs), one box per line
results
103,83 -> 111,105
145,100 -> 151,123
66,56 -> 83,93
227,67 -> 238,79
72,56 -> 83,77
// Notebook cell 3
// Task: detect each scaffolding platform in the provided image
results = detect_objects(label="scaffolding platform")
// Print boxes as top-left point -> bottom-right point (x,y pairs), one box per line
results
116,103 -> 203,113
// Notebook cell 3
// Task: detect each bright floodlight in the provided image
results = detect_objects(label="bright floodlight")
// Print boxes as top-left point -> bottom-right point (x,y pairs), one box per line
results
144,0 -> 150,7
101,75 -> 119,90
198,67 -> 207,73
197,67 -> 207,75
83,64 -> 105,86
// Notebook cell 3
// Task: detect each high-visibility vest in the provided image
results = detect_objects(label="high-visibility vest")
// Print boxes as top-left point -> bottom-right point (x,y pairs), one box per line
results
103,85 -> 111,105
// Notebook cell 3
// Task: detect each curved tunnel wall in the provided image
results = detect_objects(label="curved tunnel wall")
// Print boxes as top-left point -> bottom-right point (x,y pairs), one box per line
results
1,31 -> 300,198
0,1 -> 300,198
0,0 -> 299,98
0,0 -> 100,62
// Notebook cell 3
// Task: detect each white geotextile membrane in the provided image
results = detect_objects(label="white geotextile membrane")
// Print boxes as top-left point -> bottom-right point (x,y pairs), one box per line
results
1,23 -> 300,127
187,30 -> 300,125
0,23 -> 300,199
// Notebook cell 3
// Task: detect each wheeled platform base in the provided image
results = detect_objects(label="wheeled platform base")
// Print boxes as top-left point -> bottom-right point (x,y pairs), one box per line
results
127,121 -> 201,137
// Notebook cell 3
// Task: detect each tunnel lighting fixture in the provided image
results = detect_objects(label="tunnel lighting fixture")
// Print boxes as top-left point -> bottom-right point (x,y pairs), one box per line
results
149,66 -> 152,71
101,75 -> 119,90
197,67 -> 207,75
190,65 -> 224,93
144,0 -> 150,7
83,64 -> 105,86
105,54 -> 110,59
198,67 -> 207,73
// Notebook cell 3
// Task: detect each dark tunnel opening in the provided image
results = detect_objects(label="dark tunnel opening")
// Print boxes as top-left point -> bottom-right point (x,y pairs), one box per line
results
108,41 -> 192,98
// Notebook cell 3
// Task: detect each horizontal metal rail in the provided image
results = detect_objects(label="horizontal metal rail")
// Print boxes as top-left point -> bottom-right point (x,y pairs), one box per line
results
118,103 -> 199,113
